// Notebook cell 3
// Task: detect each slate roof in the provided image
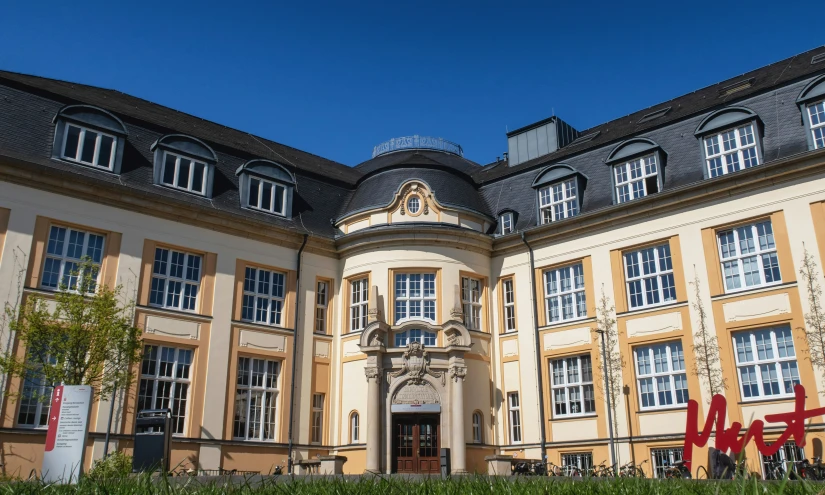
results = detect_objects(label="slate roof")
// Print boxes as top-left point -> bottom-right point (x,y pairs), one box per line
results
1,45 -> 825,240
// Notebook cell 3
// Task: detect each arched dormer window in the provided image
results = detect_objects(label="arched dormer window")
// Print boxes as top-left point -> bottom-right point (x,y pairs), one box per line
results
151,134 -> 217,197
236,160 -> 295,218
605,138 -> 665,204
694,107 -> 762,179
532,164 -> 587,225
797,75 -> 825,150
52,105 -> 127,173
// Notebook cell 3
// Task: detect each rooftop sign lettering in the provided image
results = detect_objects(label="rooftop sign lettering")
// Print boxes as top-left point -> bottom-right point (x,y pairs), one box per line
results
372,135 -> 463,158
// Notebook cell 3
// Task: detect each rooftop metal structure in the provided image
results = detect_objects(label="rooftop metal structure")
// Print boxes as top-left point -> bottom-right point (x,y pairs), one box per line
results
372,135 -> 463,158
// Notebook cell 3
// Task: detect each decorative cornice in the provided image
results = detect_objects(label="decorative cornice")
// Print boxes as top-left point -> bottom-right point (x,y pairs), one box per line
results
335,223 -> 493,257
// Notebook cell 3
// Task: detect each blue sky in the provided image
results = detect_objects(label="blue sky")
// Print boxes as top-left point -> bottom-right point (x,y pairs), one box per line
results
0,1 -> 821,166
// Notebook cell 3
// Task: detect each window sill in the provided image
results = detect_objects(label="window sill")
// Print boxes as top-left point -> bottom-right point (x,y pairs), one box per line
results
539,316 -> 596,331
232,319 -> 294,333
550,414 -> 598,422
54,156 -> 116,174
139,304 -> 212,321
738,396 -> 795,406
711,281 -> 796,301
637,405 -> 688,414
617,300 -> 687,317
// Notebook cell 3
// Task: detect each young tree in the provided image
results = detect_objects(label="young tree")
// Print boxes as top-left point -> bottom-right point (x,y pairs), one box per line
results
689,270 -> 726,400
798,246 -> 825,393
0,259 -> 142,400
592,287 -> 623,437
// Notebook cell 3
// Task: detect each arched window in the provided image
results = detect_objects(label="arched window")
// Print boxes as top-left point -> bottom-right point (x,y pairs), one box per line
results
694,107 -> 762,178
151,134 -> 217,197
52,105 -> 128,173
350,412 -> 360,443
472,411 -> 483,444
797,75 -> 825,150
532,164 -> 587,225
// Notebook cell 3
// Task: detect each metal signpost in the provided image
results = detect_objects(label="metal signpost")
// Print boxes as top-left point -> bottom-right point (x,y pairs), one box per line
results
42,385 -> 93,484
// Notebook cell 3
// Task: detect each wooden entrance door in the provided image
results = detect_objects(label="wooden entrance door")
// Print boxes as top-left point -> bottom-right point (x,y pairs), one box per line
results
393,414 -> 440,473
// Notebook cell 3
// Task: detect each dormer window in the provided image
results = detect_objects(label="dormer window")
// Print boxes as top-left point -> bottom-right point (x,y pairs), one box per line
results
614,154 -> 658,203
161,151 -> 207,195
532,164 -> 587,226
52,105 -> 127,174
797,75 -> 825,150
606,138 -> 665,204
694,107 -> 762,178
236,160 -> 295,218
151,135 -> 217,198
500,212 -> 514,235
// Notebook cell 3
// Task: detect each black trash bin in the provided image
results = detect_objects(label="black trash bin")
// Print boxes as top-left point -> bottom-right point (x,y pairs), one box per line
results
133,409 -> 172,473
440,448 -> 451,477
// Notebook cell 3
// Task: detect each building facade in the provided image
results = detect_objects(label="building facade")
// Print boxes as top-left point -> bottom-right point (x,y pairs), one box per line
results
2,47 -> 825,477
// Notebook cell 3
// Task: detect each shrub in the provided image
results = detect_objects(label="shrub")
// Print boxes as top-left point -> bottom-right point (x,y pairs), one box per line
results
86,451 -> 132,482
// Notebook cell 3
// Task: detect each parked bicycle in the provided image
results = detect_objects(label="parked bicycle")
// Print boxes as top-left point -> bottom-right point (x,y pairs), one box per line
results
619,460 -> 647,478
663,459 -> 691,479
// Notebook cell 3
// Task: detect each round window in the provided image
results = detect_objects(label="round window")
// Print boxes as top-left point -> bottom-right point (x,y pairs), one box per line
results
407,196 -> 421,214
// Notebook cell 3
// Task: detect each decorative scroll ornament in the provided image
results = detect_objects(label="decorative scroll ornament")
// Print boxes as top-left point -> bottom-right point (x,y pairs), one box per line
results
364,366 -> 381,382
389,341 -> 444,385
423,198 -> 429,215
449,364 -> 467,382
445,329 -> 462,347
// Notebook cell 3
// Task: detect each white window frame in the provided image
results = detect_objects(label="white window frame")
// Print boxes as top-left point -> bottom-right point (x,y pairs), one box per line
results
395,328 -> 437,347
502,278 -> 516,333
149,247 -> 202,312
247,176 -> 287,215
349,277 -> 369,332
543,263 -> 586,324
407,196 -> 421,214
138,345 -> 193,435
651,447 -> 684,479
550,354 -> 595,418
395,273 -> 436,324
614,154 -> 659,203
808,100 -> 825,149
500,212 -> 514,235
60,122 -> 117,170
717,220 -> 781,294
539,178 -> 578,224
351,412 -> 360,443
17,359 -> 57,429
624,244 -> 676,310
507,392 -> 522,444
472,412 -> 483,443
241,266 -> 286,326
315,281 -> 329,334
634,342 -> 689,411
40,225 -> 105,293
311,393 -> 324,445
461,276 -> 482,330
160,150 -> 208,195
733,326 -> 799,402
561,452 -> 593,476
703,123 -> 759,178
761,441 -> 804,478
233,357 -> 280,441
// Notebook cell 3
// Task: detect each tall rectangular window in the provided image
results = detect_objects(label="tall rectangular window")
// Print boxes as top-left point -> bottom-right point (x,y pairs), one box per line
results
561,453 -> 593,476
233,357 -> 280,441
311,393 -> 324,445
161,151 -> 207,195
634,342 -> 689,410
395,273 -> 436,323
241,267 -> 285,326
809,101 -> 825,149
704,124 -> 759,178
717,220 -> 781,293
539,179 -> 578,224
41,225 -> 105,292
138,345 -> 193,434
17,357 -> 57,428
733,326 -> 799,401
149,247 -> 201,312
651,448 -> 684,479
507,392 -> 522,444
248,177 -> 287,215
550,355 -> 595,417
315,281 -> 329,334
500,212 -> 514,234
543,263 -> 586,323
502,278 -> 516,332
350,277 -> 369,332
61,123 -> 116,170
614,154 -> 658,203
624,244 -> 675,309
462,276 -> 482,330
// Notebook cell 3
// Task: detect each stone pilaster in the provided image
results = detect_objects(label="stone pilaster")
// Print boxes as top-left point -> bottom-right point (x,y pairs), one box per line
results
364,362 -> 382,473
449,363 -> 468,474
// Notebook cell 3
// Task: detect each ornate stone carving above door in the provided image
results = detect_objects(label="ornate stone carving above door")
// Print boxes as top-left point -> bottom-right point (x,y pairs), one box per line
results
389,341 -> 445,385
392,381 -> 440,405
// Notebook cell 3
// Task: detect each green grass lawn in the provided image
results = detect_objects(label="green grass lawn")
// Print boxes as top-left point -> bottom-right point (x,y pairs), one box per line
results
2,475 -> 825,494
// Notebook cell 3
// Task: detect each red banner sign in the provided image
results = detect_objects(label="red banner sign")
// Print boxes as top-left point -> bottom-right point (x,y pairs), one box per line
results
682,385 -> 825,469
